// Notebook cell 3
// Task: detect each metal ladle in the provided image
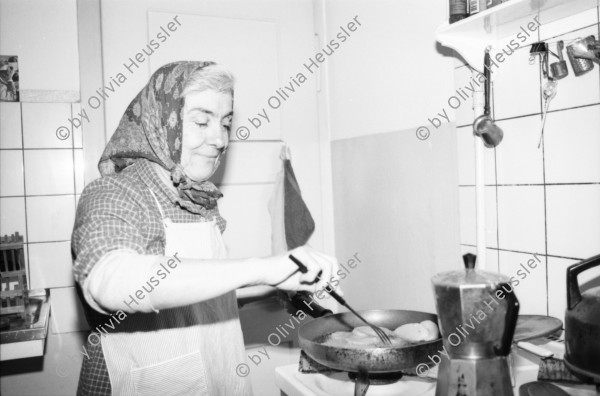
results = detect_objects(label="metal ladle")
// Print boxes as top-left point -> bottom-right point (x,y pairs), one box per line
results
473,48 -> 504,148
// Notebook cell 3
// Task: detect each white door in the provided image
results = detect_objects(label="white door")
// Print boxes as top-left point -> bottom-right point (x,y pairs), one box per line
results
100,1 -> 322,395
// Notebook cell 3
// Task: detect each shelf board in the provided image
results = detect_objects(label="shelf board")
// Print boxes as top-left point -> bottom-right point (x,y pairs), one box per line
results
436,0 -> 598,71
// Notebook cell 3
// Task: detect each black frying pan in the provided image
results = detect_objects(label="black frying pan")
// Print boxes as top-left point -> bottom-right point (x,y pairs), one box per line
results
298,309 -> 442,373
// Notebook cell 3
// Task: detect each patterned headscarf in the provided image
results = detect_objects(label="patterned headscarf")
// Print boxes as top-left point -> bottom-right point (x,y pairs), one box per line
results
99,61 -> 224,210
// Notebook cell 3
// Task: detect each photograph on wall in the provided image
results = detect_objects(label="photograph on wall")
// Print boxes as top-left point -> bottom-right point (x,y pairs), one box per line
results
0,55 -> 19,102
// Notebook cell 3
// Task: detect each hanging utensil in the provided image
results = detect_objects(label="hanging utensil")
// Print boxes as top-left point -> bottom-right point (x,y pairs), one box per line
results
567,36 -> 596,76
289,254 -> 393,346
473,47 -> 504,148
550,41 -> 569,80
537,78 -> 558,149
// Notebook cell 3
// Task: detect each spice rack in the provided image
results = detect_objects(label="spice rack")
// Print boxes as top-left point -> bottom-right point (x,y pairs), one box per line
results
436,0 -> 598,72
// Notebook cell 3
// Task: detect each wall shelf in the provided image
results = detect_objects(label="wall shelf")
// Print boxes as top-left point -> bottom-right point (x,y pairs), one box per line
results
436,0 -> 598,71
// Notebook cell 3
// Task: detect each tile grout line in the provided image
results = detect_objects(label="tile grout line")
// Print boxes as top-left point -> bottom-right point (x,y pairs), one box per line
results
459,244 -> 583,261
19,102 -> 31,284
492,61 -> 500,273
0,147 -> 83,151
71,104 -> 78,212
454,102 -> 600,128
460,242 -> 584,261
535,21 -> 551,317
459,182 -> 600,187
25,240 -> 72,245
0,193 -> 79,199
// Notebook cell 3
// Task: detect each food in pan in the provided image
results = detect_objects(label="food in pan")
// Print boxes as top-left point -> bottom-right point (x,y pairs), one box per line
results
322,320 -> 439,348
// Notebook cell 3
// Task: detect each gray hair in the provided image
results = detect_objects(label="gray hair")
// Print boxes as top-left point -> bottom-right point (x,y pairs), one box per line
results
182,64 -> 234,97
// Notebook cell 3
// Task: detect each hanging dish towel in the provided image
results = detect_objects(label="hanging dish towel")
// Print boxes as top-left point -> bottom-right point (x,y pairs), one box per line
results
268,145 -> 315,253
268,145 -> 338,313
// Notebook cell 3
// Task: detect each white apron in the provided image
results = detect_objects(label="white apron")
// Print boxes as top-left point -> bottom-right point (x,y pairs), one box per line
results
101,191 -> 252,396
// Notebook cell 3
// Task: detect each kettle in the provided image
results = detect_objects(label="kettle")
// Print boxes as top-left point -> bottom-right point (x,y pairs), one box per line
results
564,254 -> 600,384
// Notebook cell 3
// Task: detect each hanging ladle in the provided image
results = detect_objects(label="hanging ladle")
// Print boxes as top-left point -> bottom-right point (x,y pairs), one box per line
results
473,47 -> 504,148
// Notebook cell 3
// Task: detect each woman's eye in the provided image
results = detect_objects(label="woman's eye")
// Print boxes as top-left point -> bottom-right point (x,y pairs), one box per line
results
222,124 -> 231,132
194,122 -> 208,128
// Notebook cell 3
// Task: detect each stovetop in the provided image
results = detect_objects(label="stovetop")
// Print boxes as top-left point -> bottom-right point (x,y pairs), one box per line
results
275,340 -> 599,396
276,365 -> 436,396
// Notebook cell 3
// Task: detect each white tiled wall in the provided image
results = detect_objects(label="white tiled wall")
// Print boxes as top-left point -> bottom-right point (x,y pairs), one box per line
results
0,101 -> 87,334
456,7 -> 600,317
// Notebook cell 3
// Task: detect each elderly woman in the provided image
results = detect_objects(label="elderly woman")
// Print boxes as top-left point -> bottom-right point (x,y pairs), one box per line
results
72,61 -> 339,396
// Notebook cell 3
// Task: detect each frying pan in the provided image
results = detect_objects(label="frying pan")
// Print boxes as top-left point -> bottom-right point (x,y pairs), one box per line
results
298,309 -> 442,373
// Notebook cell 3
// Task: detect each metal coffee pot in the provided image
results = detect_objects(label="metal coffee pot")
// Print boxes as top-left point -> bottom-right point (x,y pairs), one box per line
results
432,253 -> 520,396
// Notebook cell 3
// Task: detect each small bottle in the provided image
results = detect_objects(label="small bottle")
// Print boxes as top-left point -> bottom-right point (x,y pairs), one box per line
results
449,0 -> 468,23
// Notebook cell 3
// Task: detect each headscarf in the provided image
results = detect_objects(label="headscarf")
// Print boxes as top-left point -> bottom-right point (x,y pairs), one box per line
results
99,61 -> 224,211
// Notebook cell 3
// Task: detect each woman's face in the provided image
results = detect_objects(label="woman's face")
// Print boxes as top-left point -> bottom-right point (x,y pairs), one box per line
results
180,89 -> 233,182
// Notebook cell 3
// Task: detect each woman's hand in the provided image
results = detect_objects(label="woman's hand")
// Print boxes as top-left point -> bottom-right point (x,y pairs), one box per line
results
259,245 -> 342,295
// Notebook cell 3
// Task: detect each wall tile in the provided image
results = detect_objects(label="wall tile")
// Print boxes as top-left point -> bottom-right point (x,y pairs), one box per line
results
0,197 -> 27,242
499,250 -> 547,315
540,26 -> 600,112
497,186 -> 545,253
539,9 -> 599,41
74,149 -> 85,194
493,48 -> 542,120
50,287 -> 89,334
0,150 -> 25,196
544,105 -> 600,183
547,184 -> 600,258
24,149 -> 75,195
459,187 -> 476,246
485,186 -> 499,249
72,103 -> 83,149
457,126 -> 475,185
0,102 -> 22,149
28,241 -> 74,289
495,115 -> 544,184
458,186 -> 498,248
26,195 -> 75,242
456,11 -> 599,330
22,103 -> 72,148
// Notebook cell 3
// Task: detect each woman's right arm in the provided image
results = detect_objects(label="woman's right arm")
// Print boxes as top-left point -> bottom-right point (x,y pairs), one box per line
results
73,179 -> 339,315
84,245 -> 338,314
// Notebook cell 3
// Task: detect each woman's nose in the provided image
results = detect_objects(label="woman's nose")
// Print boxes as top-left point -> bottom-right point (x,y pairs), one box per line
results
206,124 -> 228,149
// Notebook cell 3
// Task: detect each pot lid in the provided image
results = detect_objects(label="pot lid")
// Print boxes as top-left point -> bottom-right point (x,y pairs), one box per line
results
431,253 -> 511,287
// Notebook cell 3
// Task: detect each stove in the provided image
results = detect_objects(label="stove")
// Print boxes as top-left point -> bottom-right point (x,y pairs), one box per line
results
275,340 -> 599,396
275,365 -> 436,396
